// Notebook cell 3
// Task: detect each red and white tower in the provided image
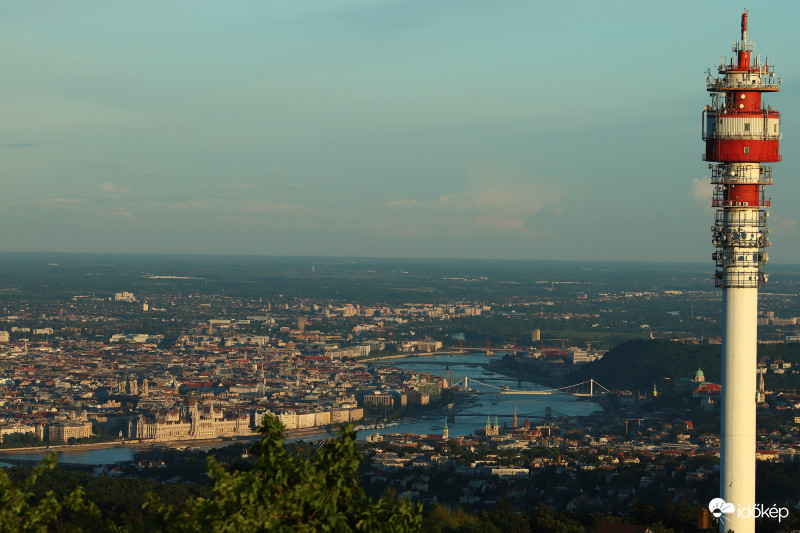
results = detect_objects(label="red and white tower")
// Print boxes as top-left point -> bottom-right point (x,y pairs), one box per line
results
703,11 -> 780,532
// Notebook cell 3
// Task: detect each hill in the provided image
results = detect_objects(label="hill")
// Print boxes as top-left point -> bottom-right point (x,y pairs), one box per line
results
563,339 -> 800,391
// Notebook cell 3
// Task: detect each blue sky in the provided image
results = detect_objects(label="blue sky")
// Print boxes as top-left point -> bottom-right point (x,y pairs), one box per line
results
2,1 -> 800,263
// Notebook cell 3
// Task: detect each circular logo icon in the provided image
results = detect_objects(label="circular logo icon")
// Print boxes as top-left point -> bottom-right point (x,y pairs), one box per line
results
709,498 -> 735,518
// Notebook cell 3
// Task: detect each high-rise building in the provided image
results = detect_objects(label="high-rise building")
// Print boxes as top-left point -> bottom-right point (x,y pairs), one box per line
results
703,11 -> 781,533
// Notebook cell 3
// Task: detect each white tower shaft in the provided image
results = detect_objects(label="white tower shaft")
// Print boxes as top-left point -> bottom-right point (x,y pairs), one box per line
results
703,11 -> 781,533
721,287 -> 757,531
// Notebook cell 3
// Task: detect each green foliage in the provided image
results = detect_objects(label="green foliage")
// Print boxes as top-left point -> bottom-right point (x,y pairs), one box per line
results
566,339 -> 721,389
565,339 -> 800,391
629,500 -> 694,533
0,433 -> 43,449
147,416 -> 423,532
530,502 -> 589,533
22,466 -> 208,532
423,500 -> 530,533
0,453 -> 102,532
423,504 -> 483,532
0,418 -> 420,532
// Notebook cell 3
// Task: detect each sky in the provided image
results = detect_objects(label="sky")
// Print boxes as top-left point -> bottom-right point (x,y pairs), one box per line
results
3,1 -> 800,263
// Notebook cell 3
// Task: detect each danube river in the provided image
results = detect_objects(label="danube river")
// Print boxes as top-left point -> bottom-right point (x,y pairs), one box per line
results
358,352 -> 601,439
0,352 -> 601,465
0,437 -> 258,466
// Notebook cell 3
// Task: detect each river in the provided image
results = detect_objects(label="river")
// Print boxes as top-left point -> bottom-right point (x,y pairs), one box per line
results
358,352 -> 601,439
0,352 -> 601,465
0,438 -> 263,466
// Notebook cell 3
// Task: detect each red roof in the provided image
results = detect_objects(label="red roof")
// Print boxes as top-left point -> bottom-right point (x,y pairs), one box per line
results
694,384 -> 721,395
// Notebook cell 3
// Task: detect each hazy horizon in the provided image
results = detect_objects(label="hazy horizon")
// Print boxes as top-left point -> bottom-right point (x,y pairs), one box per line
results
3,2 -> 799,262
5,249 -> 800,271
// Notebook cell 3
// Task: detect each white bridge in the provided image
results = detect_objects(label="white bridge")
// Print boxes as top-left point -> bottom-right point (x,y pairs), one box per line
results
451,377 -> 611,397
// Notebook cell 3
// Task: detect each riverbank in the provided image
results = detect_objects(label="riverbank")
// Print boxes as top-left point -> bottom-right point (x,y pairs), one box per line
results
0,353 -> 595,460
0,436 -> 257,456
360,351 -> 454,362
0,424 -> 363,457
0,353 -> 603,465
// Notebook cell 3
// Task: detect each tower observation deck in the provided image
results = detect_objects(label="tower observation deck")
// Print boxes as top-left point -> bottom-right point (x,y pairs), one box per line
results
703,10 -> 780,289
702,11 -> 780,533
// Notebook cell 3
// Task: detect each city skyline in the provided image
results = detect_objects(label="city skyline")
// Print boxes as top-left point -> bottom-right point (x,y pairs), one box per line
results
3,2 -> 800,262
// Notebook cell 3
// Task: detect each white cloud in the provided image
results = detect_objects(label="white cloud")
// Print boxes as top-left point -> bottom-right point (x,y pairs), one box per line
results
380,175 -> 564,237
776,216 -> 798,231
691,177 -> 714,208
37,197 -> 86,209
91,182 -> 132,200
18,170 -> 567,251
99,182 -> 130,193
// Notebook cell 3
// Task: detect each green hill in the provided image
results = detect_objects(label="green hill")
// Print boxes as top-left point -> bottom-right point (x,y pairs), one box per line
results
562,340 -> 800,391
564,340 -> 719,390
563,339 -> 800,391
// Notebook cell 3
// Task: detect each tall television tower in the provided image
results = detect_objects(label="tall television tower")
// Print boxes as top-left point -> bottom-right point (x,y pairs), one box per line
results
703,10 -> 780,532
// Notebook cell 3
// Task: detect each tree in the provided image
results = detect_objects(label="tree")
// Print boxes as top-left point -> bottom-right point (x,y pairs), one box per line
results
0,453 -> 101,532
0,432 -> 43,449
147,416 -> 423,532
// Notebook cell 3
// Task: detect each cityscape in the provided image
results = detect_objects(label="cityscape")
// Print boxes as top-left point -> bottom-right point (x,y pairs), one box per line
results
0,255 -> 797,530
4,3 -> 800,533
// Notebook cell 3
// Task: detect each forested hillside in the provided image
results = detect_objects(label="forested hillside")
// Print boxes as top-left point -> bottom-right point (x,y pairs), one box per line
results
563,339 -> 800,391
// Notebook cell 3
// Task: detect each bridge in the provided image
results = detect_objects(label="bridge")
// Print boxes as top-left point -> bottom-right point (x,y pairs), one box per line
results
371,360 -> 487,368
451,377 -> 611,398
461,409 -> 571,419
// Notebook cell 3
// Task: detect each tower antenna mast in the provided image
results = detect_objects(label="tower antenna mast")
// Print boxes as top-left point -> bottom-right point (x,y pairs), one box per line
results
702,10 -> 781,533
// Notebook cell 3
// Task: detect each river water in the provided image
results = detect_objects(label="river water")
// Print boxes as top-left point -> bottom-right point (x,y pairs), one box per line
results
0,447 -> 137,465
358,352 -> 601,439
0,439 -> 258,466
0,352 -> 601,465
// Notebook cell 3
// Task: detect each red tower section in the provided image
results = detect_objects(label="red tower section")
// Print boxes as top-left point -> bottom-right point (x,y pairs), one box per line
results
703,11 -> 780,211
704,12 -> 781,533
